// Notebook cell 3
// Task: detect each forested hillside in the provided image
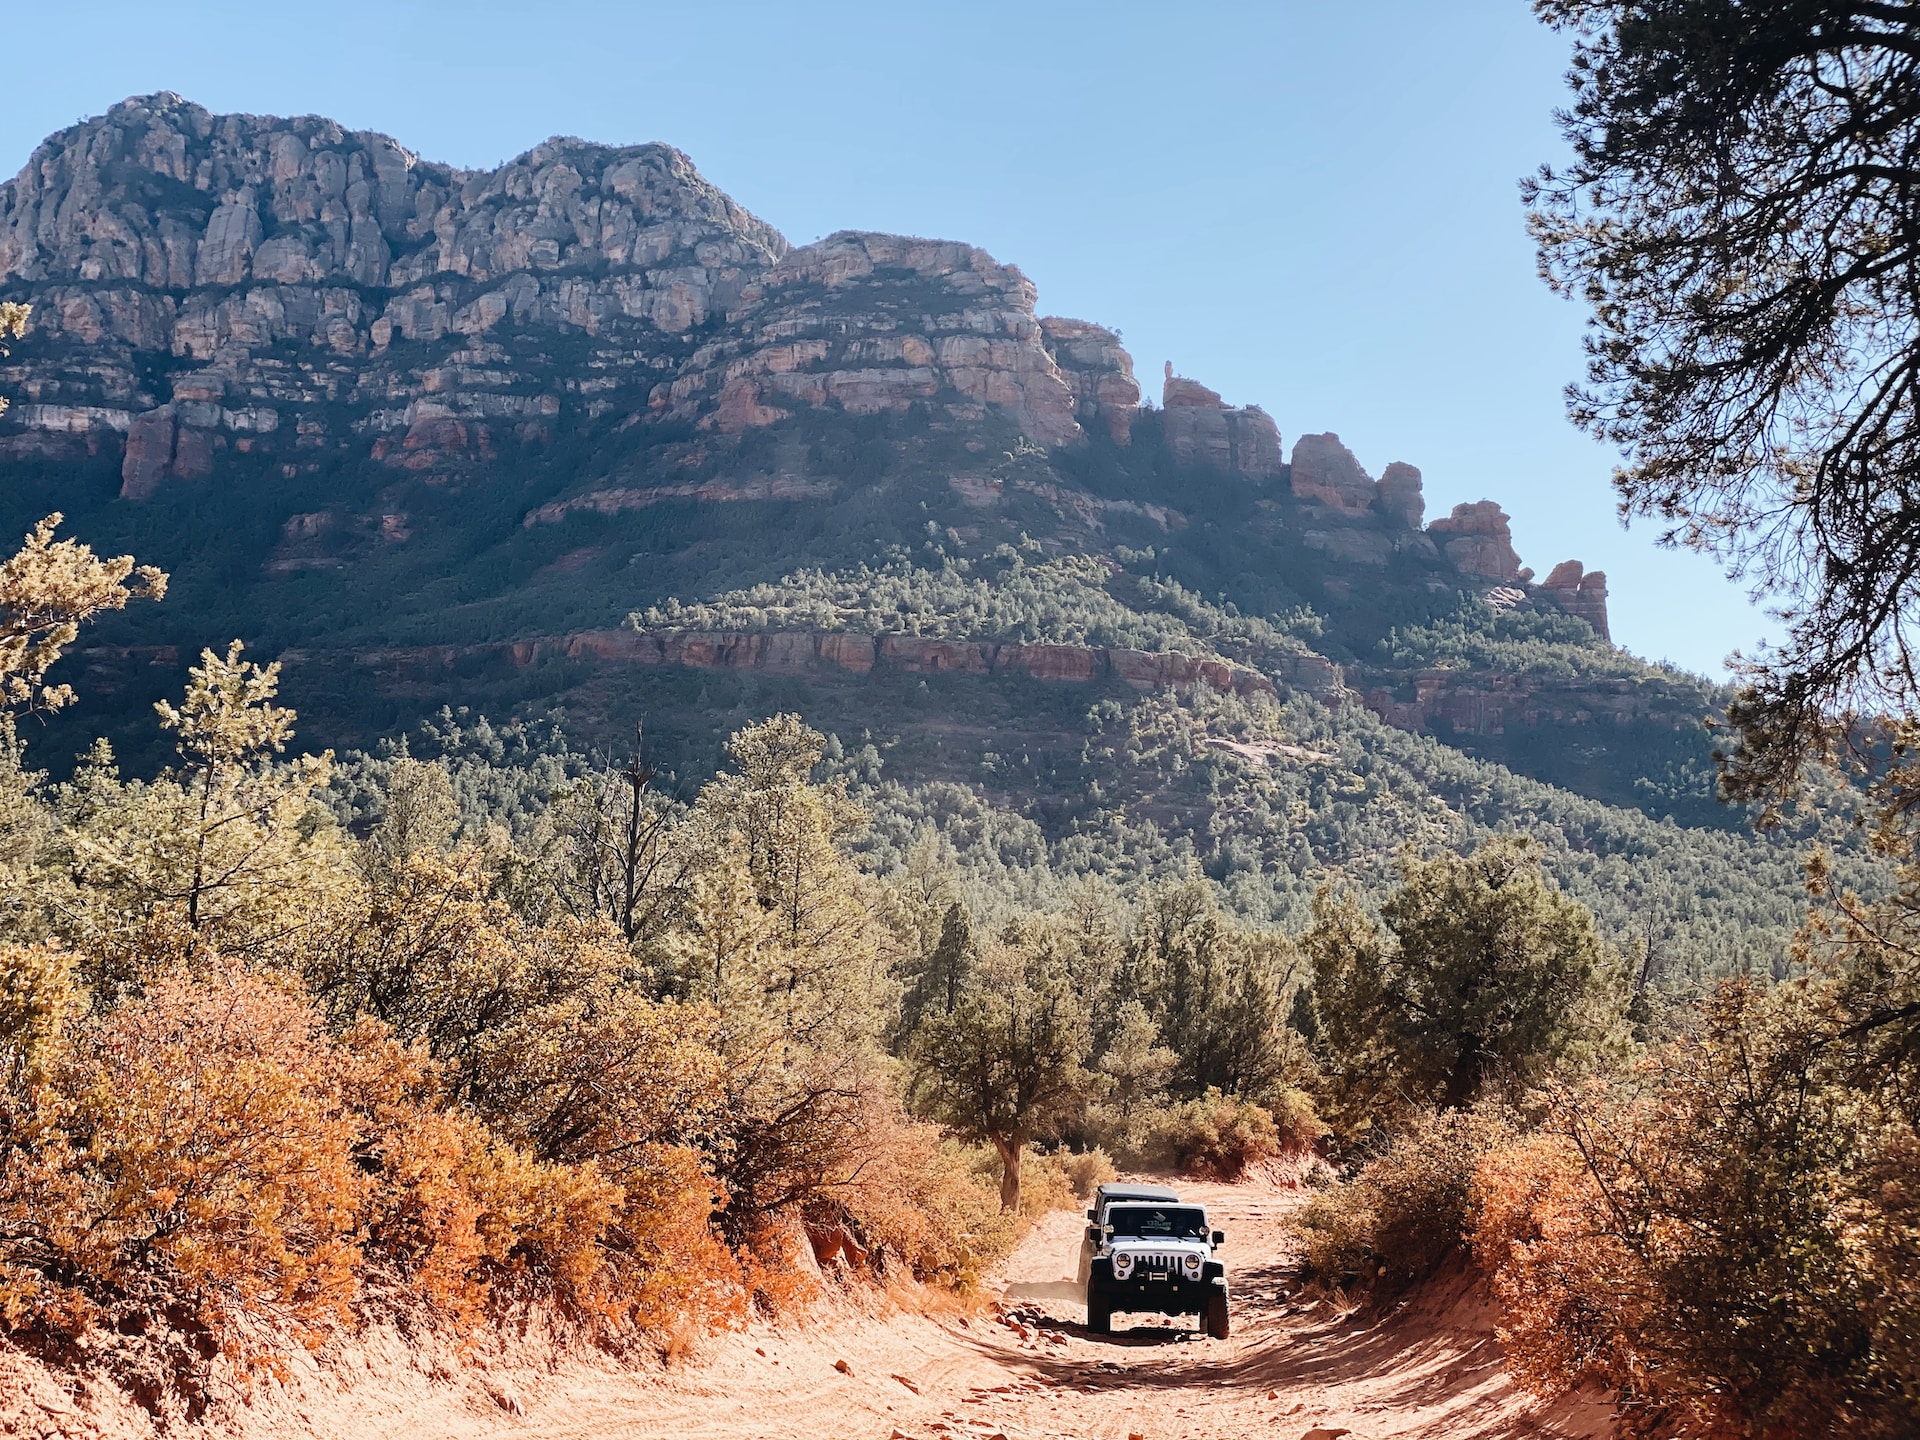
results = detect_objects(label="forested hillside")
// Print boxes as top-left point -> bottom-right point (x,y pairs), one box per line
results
0,93 -> 1869,998
4,55 -> 1920,1438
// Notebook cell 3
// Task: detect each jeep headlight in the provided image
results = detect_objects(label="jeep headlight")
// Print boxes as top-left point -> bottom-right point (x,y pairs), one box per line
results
1111,1252 -> 1134,1279
1182,1252 -> 1203,1278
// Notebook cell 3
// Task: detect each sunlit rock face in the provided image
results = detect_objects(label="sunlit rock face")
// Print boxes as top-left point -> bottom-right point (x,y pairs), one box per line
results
0,94 -> 1119,495
1428,500 -> 1522,583
652,232 -> 1093,447
1540,560 -> 1611,640
1289,432 -> 1377,513
0,93 -> 1626,702
1160,364 -> 1282,476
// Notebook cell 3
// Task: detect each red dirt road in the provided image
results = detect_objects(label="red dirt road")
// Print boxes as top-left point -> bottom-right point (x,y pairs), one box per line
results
3,1178 -> 1614,1440
514,1178 -> 1612,1440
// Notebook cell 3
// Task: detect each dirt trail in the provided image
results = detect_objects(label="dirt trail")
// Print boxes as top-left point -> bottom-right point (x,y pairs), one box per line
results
5,1178 -> 1613,1440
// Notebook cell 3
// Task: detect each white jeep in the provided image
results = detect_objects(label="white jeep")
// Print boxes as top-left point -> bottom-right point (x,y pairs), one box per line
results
1079,1190 -> 1229,1339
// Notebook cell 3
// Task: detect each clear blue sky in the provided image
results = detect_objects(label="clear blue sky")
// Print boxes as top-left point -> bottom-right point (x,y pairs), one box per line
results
2,0 -> 1776,678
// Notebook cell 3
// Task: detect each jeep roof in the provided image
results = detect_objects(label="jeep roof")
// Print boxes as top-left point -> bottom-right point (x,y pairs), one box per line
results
1093,1184 -> 1180,1206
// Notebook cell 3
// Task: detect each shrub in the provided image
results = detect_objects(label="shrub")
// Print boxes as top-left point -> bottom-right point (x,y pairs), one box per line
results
1056,1146 -> 1118,1200
0,965 -> 750,1414
1472,1129 -> 1650,1407
1139,1087 -> 1320,1180
1303,840 -> 1628,1126
1477,981 -> 1920,1440
0,968 -> 385,1414
1019,1146 -> 1116,1213
820,1105 -> 1017,1291
1294,1108 -> 1512,1290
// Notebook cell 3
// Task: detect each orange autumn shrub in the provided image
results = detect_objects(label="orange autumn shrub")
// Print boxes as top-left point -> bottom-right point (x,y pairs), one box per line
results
0,960 -> 753,1415
1140,1086 -> 1323,1179
1295,1106 -> 1514,1291
344,1040 -> 624,1330
0,965 -> 386,1416
1472,1129 -> 1652,1403
20,968 -> 370,1338
1474,980 -> 1920,1439
798,1097 -> 1016,1291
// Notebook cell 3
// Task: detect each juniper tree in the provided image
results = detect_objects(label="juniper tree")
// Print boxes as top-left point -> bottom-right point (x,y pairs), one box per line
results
1531,2 -> 1920,802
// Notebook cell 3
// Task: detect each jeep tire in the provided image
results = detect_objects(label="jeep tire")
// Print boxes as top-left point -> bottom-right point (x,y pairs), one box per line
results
1085,1281 -> 1113,1336
1204,1284 -> 1229,1340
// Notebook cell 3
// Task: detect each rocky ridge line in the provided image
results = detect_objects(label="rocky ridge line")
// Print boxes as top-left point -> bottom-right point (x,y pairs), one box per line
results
0,93 -> 1611,641
326,625 -> 1324,701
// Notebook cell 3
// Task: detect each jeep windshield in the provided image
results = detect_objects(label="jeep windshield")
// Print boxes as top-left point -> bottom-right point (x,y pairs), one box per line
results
1107,1205 -> 1208,1240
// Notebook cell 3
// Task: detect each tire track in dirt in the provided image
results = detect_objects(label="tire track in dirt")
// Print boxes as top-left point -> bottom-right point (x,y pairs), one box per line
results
76,1177 -> 1611,1440
509,1177 -> 1613,1440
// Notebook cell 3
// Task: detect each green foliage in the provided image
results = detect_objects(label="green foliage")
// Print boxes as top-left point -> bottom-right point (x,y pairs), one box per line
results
907,925 -> 1095,1211
1305,838 -> 1629,1121
1137,1087 -> 1316,1181
1375,597 -> 1678,682
53,646 -> 347,980
898,899 -> 977,1040
634,542 -> 1320,659
1531,1 -> 1920,802
1295,1106 -> 1515,1289
1129,880 -> 1306,1102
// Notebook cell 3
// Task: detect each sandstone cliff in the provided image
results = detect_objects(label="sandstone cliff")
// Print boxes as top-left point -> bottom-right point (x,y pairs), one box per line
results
0,95 -> 1620,697
0,94 -> 789,491
0,94 -> 1138,491
1159,363 -> 1282,475
648,231 -> 1101,445
1428,500 -> 1523,584
1539,560 -> 1610,640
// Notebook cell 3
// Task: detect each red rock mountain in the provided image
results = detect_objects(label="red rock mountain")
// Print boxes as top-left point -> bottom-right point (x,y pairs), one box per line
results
0,93 -> 1647,766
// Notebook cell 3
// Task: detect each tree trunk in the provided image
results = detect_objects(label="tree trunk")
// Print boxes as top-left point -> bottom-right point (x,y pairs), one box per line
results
991,1132 -> 1023,1212
1443,1046 -> 1487,1110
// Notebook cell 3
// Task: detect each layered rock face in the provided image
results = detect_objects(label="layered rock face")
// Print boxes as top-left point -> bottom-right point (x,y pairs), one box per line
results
1378,461 -> 1424,528
650,232 -> 1098,445
0,95 -> 1625,664
1042,317 -> 1139,443
1540,560 -> 1611,639
1159,365 -> 1282,476
0,94 -> 1141,493
0,94 -> 791,493
1289,434 -> 1426,525
1360,667 -> 1688,735
1427,500 -> 1522,583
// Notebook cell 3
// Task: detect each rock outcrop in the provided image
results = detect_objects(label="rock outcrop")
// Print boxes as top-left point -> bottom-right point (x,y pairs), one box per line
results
1427,500 -> 1522,583
335,625 -> 1347,701
0,96 -> 1626,635
0,94 -> 1124,492
0,94 -> 789,492
1378,461 -> 1424,529
1289,433 -> 1377,514
650,232 -> 1089,444
1539,560 -> 1611,640
1359,664 -> 1696,736
1041,317 -> 1139,443
1160,364 -> 1282,476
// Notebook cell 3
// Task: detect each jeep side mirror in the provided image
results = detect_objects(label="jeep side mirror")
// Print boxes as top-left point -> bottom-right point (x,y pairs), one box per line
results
1085,1225 -> 1102,1244
1086,1208 -> 1097,1221
1211,1230 -> 1226,1247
